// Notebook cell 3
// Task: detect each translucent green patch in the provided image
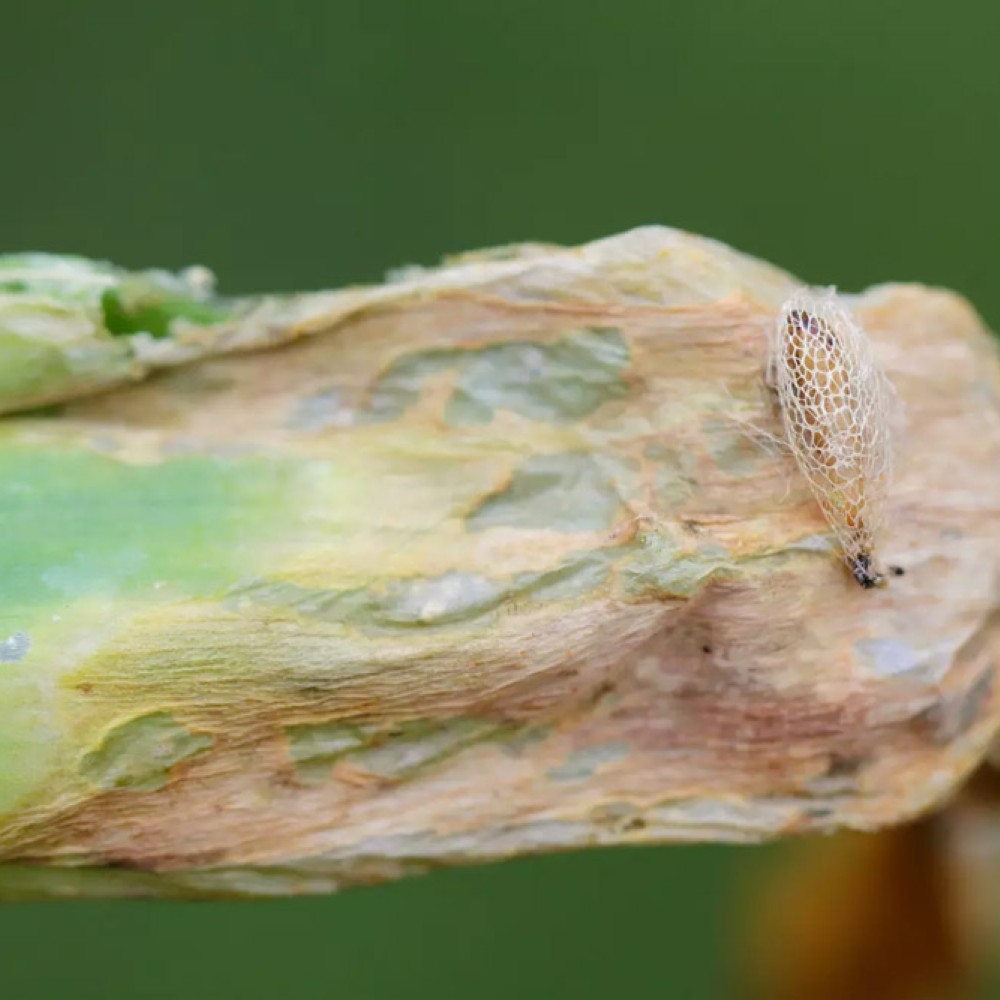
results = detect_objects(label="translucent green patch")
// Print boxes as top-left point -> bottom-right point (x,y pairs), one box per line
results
285,717 -> 522,785
619,535 -> 732,599
285,722 -> 372,785
361,350 -> 462,421
227,548 -> 622,633
704,421 -> 768,478
347,718 -> 503,781
468,451 -> 629,532
645,442 -> 699,507
80,711 -> 214,791
445,328 -> 630,425
360,328 -> 630,425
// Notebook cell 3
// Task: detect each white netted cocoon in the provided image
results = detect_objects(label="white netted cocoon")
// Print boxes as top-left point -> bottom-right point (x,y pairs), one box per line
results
767,287 -> 894,587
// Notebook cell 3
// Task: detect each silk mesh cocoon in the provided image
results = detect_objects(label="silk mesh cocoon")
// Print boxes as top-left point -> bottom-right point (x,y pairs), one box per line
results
767,287 -> 894,586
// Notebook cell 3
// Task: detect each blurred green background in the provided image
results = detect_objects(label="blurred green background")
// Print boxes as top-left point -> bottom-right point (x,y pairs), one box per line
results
2,1 -> 998,997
